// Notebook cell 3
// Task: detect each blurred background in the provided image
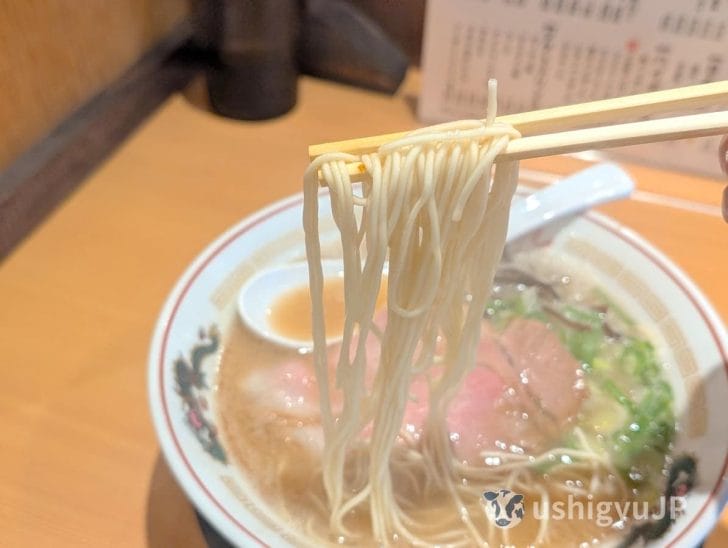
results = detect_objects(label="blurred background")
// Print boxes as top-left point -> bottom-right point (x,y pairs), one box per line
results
0,0 -> 425,174
2,0 -> 727,256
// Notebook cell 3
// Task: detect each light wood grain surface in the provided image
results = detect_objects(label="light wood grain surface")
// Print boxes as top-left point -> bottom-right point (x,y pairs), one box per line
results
0,0 -> 187,171
0,71 -> 726,547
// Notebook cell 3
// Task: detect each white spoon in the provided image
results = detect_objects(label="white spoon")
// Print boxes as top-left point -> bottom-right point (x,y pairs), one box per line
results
507,162 -> 634,242
237,163 -> 634,349
238,259 -> 345,351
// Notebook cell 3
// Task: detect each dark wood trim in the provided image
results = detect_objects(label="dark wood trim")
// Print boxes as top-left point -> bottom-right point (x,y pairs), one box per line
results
0,22 -> 204,259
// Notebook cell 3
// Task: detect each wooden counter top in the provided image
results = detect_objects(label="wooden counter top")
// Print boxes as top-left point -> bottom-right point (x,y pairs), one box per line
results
0,72 -> 726,546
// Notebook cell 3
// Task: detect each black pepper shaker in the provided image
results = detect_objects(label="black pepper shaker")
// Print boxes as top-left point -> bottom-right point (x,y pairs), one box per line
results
193,0 -> 301,120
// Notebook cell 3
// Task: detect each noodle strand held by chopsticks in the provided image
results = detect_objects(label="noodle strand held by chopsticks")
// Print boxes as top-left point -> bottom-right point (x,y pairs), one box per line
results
303,80 -> 523,545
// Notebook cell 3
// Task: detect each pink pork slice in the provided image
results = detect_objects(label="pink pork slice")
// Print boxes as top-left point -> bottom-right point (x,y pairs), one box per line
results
435,318 -> 586,460
246,316 -> 586,461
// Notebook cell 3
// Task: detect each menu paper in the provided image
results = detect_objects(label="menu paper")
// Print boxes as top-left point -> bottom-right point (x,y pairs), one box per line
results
419,0 -> 728,178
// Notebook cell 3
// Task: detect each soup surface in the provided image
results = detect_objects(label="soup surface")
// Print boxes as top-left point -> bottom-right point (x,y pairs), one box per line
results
269,277 -> 347,341
217,252 -> 676,547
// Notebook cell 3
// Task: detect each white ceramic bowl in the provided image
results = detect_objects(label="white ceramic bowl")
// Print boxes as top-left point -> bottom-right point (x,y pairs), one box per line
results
148,182 -> 728,547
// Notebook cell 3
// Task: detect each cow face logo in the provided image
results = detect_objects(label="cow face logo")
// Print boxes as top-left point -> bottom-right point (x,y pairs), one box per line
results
482,489 -> 525,529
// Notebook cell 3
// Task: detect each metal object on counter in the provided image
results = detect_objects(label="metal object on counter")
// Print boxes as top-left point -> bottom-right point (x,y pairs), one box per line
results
299,0 -> 409,95
190,0 -> 409,121
192,0 -> 301,120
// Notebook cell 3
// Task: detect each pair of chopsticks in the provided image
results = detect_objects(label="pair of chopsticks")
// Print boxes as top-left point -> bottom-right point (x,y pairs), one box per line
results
309,81 -> 728,173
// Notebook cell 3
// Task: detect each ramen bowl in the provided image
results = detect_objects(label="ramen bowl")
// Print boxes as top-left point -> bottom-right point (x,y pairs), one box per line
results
148,177 -> 728,547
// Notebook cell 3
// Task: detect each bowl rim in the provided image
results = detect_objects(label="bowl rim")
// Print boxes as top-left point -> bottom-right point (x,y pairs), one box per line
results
148,190 -> 728,548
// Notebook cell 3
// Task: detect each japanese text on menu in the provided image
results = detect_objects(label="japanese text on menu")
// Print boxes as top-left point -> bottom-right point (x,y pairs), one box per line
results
419,0 -> 728,176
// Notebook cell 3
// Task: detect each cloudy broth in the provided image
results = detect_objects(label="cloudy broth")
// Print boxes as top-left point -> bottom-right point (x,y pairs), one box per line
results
217,256 -> 674,546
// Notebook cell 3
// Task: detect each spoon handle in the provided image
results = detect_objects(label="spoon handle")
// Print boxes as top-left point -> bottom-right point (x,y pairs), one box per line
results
507,163 -> 634,243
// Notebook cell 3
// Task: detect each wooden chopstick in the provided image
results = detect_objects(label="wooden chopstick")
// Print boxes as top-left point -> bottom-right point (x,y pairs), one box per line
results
500,109 -> 728,161
309,81 -> 728,160
321,110 -> 728,179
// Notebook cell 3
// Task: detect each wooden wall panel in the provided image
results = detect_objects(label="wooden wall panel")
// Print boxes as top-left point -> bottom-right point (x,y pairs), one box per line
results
0,0 -> 188,171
